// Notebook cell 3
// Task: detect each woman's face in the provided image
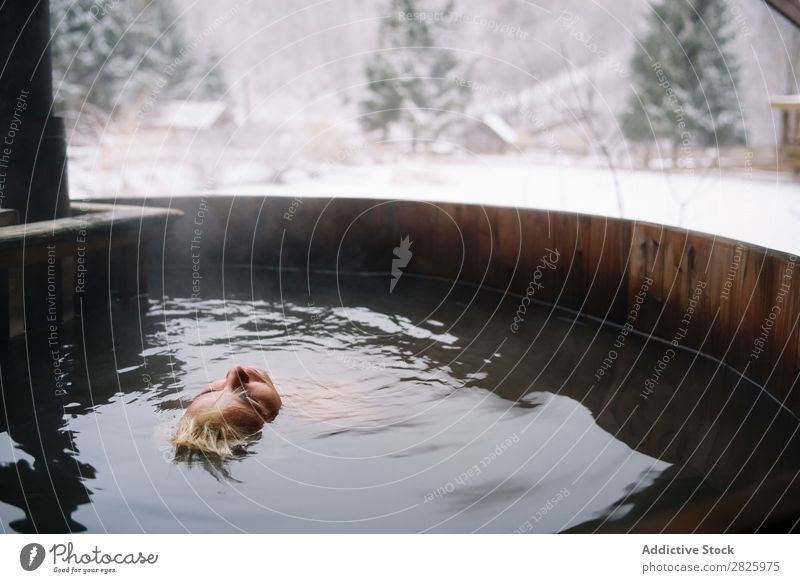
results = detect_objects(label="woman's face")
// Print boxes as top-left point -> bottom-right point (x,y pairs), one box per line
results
185,366 -> 271,432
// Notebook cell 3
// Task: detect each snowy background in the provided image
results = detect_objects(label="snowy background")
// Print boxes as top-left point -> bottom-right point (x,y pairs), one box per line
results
50,0 -> 800,253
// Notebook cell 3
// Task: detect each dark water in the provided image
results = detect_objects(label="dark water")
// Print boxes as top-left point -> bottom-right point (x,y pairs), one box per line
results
1,269 -> 798,533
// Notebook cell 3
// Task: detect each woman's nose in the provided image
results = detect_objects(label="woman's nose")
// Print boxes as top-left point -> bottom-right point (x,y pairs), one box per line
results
225,365 -> 250,389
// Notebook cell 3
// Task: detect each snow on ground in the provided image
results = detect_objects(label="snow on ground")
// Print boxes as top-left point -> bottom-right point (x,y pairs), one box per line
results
75,155 -> 800,256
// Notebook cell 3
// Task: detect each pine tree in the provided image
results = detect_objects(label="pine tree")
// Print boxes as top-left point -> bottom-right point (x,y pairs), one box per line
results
192,51 -> 228,101
50,0 -> 147,115
621,0 -> 744,156
360,0 -> 472,150
50,0 -> 227,123
140,3 -> 228,101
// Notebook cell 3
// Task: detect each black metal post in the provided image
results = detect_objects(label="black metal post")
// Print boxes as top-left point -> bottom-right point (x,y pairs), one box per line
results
0,0 -> 69,223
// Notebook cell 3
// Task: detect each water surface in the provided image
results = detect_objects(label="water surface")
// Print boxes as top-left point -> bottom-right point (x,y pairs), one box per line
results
0,269 -> 797,533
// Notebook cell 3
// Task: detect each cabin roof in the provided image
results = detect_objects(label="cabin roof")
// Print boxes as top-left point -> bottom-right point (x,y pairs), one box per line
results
769,94 -> 800,110
148,101 -> 228,130
481,113 -> 518,145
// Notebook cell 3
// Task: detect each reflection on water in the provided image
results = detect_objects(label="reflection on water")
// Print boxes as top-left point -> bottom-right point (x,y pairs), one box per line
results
0,269 -> 797,533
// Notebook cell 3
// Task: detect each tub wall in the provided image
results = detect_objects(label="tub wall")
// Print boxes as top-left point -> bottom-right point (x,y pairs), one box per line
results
123,195 -> 799,415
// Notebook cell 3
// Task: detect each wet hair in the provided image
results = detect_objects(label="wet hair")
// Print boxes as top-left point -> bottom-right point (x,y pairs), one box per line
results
172,367 -> 273,457
172,390 -> 248,457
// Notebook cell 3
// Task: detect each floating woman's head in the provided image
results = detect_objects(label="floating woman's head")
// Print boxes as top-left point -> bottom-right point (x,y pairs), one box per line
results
172,365 -> 281,457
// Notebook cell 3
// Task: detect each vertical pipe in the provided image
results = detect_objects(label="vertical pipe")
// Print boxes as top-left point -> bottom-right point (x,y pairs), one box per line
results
0,0 -> 70,223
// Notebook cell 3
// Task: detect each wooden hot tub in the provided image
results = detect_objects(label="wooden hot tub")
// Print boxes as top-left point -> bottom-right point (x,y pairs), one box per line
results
81,194 -> 800,532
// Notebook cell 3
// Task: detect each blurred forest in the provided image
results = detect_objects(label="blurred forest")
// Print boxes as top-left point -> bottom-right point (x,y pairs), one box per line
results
49,0 -> 800,197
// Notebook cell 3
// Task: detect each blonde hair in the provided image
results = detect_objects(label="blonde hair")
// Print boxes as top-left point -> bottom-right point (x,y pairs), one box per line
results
172,391 -> 248,457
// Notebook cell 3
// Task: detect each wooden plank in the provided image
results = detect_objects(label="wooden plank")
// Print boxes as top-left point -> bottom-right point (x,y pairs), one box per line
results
510,209 -> 560,305
474,204 -> 496,289
690,235 -> 735,361
584,216 -> 632,323
628,222 -> 664,335
549,212 -> 585,312
653,228 -> 690,343
449,202 -> 492,285
415,201 -> 462,282
491,206 -> 525,293
762,251 -> 800,408
727,245 -> 772,383
0,203 -> 182,252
